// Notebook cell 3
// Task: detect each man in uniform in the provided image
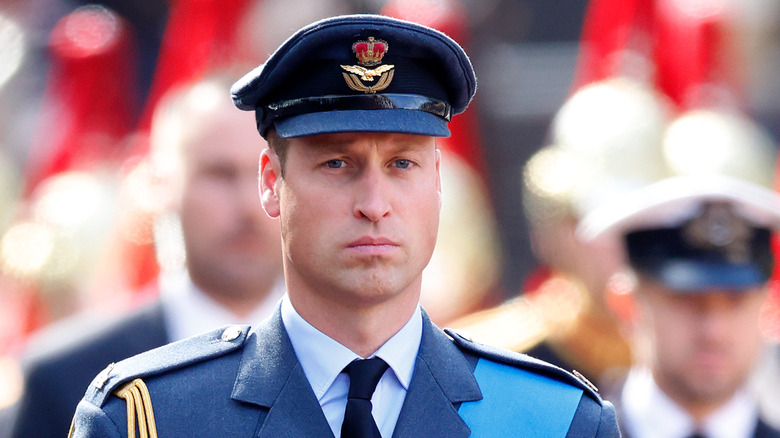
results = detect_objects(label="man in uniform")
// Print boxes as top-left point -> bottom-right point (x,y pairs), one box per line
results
8,74 -> 284,437
578,109 -> 780,438
68,15 -> 620,437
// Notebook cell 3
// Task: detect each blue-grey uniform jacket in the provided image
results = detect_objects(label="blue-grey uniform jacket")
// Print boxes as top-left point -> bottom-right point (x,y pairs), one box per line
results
69,309 -> 621,437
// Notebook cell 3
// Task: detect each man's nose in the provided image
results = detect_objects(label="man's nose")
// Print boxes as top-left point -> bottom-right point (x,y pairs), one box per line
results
353,165 -> 391,222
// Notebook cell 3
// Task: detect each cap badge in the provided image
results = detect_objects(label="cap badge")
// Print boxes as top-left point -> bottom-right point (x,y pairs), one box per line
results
682,202 -> 753,264
341,37 -> 394,93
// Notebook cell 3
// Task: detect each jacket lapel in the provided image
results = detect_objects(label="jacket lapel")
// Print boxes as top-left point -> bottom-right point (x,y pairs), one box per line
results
392,312 -> 482,437
228,308 -> 482,438
230,308 -> 335,438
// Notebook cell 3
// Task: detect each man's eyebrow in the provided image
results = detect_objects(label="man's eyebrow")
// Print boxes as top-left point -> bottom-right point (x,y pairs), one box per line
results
302,134 -> 433,155
301,135 -> 355,150
392,142 -> 430,152
303,142 -> 352,157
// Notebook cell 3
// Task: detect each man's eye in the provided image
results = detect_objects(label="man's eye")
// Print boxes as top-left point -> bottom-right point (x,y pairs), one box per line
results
326,159 -> 345,169
394,159 -> 411,169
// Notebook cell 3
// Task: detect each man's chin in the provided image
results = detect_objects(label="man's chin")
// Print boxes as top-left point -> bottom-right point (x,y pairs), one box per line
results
684,377 -> 740,404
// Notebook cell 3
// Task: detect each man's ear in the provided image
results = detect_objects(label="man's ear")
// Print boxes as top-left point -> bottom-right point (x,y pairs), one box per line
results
259,148 -> 281,218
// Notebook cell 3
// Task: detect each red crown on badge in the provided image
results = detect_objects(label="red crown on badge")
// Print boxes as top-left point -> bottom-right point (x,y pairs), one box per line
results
352,37 -> 387,66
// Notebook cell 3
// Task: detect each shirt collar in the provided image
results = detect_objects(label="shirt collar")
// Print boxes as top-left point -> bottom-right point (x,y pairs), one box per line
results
702,387 -> 757,438
622,367 -> 758,438
281,295 -> 422,401
160,269 -> 285,342
371,304 -> 421,390
622,367 -> 693,438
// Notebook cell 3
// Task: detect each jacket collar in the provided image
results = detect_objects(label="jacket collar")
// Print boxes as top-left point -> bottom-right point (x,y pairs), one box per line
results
232,306 -> 333,436
391,310 -> 481,437
230,306 -> 482,437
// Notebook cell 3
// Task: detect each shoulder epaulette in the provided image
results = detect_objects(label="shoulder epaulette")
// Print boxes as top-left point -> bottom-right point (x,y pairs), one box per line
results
444,328 -> 603,404
82,325 -> 250,408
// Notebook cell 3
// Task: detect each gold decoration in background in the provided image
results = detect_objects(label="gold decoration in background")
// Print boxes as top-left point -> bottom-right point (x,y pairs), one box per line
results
450,272 -> 632,381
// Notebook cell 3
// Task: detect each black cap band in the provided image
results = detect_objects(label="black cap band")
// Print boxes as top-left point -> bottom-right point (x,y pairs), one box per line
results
257,93 -> 452,131
625,227 -> 774,291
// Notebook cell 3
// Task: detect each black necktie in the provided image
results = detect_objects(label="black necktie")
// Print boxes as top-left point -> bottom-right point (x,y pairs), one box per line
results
341,357 -> 389,438
684,432 -> 707,438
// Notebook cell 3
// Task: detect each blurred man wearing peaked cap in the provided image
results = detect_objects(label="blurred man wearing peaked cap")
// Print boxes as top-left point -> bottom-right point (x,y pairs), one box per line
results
579,110 -> 780,438
69,15 -> 619,438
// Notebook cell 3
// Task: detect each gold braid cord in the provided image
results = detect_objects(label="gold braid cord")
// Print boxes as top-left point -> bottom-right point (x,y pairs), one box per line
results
115,378 -> 159,438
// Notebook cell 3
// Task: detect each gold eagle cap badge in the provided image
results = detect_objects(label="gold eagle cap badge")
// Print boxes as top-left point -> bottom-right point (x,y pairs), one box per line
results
341,37 -> 395,93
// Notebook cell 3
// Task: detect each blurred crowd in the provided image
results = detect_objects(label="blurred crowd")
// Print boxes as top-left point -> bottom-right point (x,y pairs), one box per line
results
1,0 -> 780,435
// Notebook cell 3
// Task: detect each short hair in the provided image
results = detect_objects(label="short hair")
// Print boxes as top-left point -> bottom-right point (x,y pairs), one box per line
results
265,129 -> 290,177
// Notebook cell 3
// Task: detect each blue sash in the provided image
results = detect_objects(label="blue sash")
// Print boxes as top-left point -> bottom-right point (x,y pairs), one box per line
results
458,359 -> 583,437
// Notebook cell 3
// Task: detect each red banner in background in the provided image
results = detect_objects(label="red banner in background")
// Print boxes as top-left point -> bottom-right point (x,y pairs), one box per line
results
25,6 -> 137,194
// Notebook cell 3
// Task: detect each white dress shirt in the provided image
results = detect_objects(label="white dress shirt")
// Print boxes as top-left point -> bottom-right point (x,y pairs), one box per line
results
621,367 -> 758,438
281,296 -> 422,438
160,269 -> 285,342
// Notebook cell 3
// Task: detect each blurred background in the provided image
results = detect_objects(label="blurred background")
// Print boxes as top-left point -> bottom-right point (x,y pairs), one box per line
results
0,0 -> 779,413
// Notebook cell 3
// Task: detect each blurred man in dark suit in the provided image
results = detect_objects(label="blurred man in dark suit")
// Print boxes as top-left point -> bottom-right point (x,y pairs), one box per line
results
8,73 -> 283,437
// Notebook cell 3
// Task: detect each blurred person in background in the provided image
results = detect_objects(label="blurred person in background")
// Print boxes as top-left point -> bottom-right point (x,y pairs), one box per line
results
578,108 -> 780,438
451,0 -> 780,400
6,73 -> 284,438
